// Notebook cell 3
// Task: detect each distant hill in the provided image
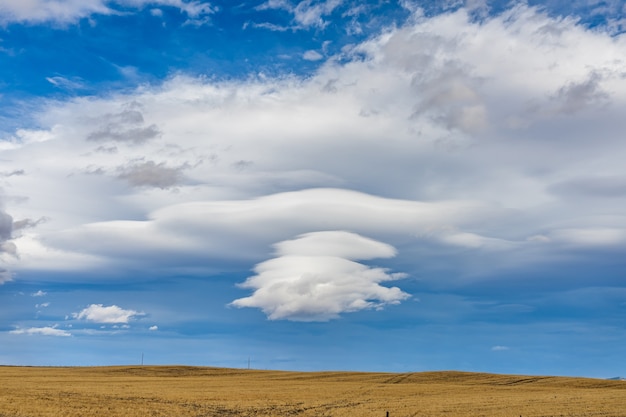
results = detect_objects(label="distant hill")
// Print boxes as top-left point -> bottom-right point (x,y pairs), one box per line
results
607,377 -> 626,381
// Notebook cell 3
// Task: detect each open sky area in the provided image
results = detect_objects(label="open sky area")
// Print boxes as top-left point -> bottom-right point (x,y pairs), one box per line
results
0,0 -> 625,378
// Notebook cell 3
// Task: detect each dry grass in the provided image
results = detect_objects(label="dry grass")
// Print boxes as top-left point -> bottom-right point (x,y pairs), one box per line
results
1,366 -> 625,416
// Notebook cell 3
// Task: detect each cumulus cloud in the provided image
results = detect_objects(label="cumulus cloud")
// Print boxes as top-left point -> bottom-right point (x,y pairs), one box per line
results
72,304 -> 144,323
231,231 -> 409,321
10,325 -> 71,337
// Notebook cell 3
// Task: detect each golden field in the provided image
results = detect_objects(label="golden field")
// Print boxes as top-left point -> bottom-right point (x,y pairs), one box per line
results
1,366 -> 624,417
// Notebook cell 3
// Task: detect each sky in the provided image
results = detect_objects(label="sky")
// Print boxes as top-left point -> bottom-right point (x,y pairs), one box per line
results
0,0 -> 625,378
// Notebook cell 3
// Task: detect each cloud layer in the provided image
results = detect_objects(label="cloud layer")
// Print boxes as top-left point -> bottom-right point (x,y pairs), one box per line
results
1,5 -> 625,320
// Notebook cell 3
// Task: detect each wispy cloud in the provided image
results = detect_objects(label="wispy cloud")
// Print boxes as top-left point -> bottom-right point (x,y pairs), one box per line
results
0,0 -> 217,25
491,345 -> 510,351
255,0 -> 342,30
46,76 -> 85,91
10,325 -> 71,337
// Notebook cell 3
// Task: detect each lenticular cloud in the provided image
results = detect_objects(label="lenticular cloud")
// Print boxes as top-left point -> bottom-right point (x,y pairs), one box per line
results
231,231 -> 409,321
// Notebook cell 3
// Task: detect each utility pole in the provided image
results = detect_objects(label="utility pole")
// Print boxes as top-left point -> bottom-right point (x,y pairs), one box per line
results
141,353 -> 144,366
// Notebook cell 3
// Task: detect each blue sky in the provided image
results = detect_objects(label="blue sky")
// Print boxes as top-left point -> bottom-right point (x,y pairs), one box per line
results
0,0 -> 625,378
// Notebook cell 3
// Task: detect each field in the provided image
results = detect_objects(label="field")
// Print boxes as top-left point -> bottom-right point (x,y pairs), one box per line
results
1,366 -> 625,417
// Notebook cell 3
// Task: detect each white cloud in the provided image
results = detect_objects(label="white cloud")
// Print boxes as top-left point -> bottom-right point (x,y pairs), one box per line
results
255,0 -> 342,30
72,304 -> 144,323
10,325 -> 71,337
292,0 -> 342,29
40,188 -> 495,272
231,231 -> 409,321
302,50 -> 324,61
31,290 -> 47,297
0,0 -> 110,24
46,76 -> 85,90
1,5 -> 625,288
0,0 -> 216,25
149,325 -> 158,330
491,345 -> 509,351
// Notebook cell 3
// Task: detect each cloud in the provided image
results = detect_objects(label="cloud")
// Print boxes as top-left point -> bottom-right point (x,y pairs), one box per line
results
46,76 -> 85,91
149,325 -> 158,330
72,304 -> 144,323
231,231 -> 409,321
0,0 -> 216,25
0,195 -> 46,284
10,325 -> 71,337
549,176 -> 626,198
0,199 -> 22,283
292,0 -> 342,29
256,0 -> 342,30
0,170 -> 25,177
31,290 -> 47,297
0,0 -> 110,25
117,160 -> 186,188
86,108 -> 161,145
41,188 -> 496,274
0,208 -> 14,242
491,345 -> 509,351
550,73 -> 609,115
302,50 -> 324,61
1,5 -> 625,288
551,228 -> 626,247
246,21 -> 290,32
0,268 -> 12,284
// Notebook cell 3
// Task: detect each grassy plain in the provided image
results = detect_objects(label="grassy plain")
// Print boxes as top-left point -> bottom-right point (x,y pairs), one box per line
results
1,366 -> 624,417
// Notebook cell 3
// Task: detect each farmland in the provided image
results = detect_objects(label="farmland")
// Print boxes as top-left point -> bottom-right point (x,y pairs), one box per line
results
1,366 -> 624,416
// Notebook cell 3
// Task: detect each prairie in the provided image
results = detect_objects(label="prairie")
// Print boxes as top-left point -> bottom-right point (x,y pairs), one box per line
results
1,365 -> 624,416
